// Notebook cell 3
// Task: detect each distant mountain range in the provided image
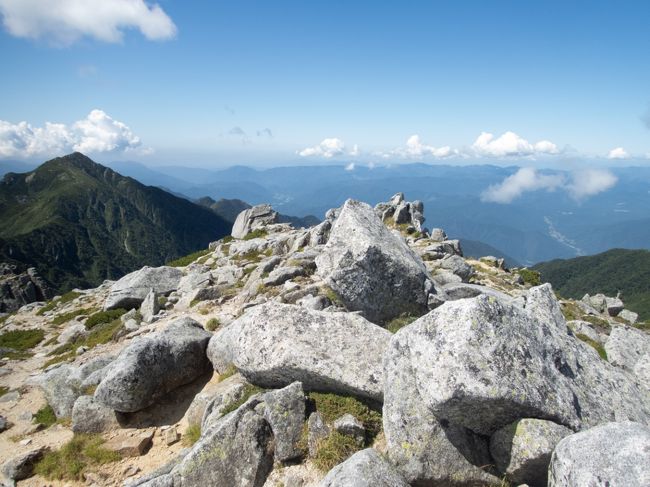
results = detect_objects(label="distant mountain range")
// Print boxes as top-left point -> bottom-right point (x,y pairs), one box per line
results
0,153 -> 231,293
2,158 -> 649,266
534,248 -> 650,320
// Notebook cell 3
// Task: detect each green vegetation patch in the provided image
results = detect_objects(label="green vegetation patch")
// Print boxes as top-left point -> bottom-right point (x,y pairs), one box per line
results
34,434 -> 120,481
232,249 -> 265,263
51,308 -> 93,326
183,424 -> 201,447
517,268 -> 541,287
0,328 -> 44,351
575,333 -> 608,360
0,386 -> 9,398
47,318 -> 123,365
312,430 -> 360,472
308,392 -> 382,440
221,384 -> 264,416
386,313 -> 419,333
33,404 -> 57,427
85,308 -> 126,330
242,229 -> 268,240
36,291 -> 82,316
166,249 -> 211,267
217,364 -> 238,382
205,317 -> 221,331
322,286 -> 344,307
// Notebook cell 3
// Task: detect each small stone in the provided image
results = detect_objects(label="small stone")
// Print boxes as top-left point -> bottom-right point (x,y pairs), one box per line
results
333,414 -> 365,445
123,465 -> 141,477
164,427 -> 179,446
0,415 -> 8,432
76,345 -> 88,355
19,438 -> 32,446
307,412 -> 330,456
1,447 -> 46,481
104,430 -> 154,457
0,391 -> 19,402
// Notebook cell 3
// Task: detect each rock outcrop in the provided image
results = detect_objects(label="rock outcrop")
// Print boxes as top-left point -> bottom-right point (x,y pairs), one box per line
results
231,204 -> 279,239
0,263 -> 52,313
316,199 -> 435,323
104,266 -> 182,311
320,449 -> 409,487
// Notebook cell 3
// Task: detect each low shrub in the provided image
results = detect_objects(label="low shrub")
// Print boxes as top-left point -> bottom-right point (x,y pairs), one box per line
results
0,329 -> 44,351
517,268 -> 541,286
85,309 -> 126,330
33,404 -> 57,427
183,424 -> 201,446
51,308 -> 92,326
205,318 -> 221,331
166,249 -> 211,267
242,229 -> 268,241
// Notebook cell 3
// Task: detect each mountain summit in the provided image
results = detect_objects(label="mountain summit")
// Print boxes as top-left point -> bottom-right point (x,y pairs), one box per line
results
0,152 -> 230,292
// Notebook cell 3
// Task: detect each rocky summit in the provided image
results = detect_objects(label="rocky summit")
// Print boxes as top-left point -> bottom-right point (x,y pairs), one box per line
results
0,193 -> 649,487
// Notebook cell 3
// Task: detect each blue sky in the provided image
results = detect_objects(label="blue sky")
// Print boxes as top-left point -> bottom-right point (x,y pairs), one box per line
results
1,0 -> 650,167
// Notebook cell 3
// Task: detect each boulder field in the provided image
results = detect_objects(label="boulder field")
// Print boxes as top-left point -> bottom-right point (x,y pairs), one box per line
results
0,193 -> 648,487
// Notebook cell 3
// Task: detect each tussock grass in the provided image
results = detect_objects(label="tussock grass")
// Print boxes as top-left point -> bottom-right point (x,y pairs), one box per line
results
242,229 -> 268,240
205,317 -> 221,331
0,329 -> 44,352
386,313 -> 419,333
167,249 -> 211,267
85,308 -> 126,330
183,424 -> 201,447
312,431 -> 359,472
33,404 -> 57,427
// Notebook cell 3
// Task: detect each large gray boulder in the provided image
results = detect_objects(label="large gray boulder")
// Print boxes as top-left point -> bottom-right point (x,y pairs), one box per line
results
320,448 -> 410,487
259,382 -> 305,462
383,320 -> 500,486
104,266 -> 182,311
489,418 -> 572,487
95,317 -> 211,412
185,374 -> 249,428
605,325 -> 650,375
207,303 -> 390,403
315,199 -> 434,324
72,395 -> 122,433
1,447 -> 46,481
548,421 -> 650,487
389,290 -> 650,436
231,204 -> 278,239
139,395 -> 274,487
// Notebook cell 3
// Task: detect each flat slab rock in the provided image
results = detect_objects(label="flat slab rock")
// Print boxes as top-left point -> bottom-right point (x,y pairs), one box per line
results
105,430 -> 154,457
320,448 -> 409,487
104,266 -> 182,311
548,421 -> 650,487
207,302 -> 390,402
95,317 -> 211,412
315,199 -> 434,324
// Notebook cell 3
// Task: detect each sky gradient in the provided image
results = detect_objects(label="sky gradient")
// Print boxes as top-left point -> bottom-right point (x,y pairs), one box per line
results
1,0 -> 650,167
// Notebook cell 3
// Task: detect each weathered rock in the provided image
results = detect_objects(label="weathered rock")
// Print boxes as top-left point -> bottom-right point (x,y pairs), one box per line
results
37,355 -> 114,418
429,228 -> 447,242
140,396 -> 274,487
605,296 -> 624,316
439,254 -> 474,282
95,317 -> 211,412
332,414 -> 364,445
263,266 -> 304,287
57,322 -> 87,345
185,374 -> 249,428
105,430 -> 154,457
207,303 -> 390,402
383,321 -> 499,486
140,289 -> 160,323
259,382 -> 305,462
315,199 -> 434,323
72,395 -> 122,433
567,320 -> 602,344
0,264 -> 52,313
232,204 -> 279,239
386,290 -> 650,437
548,421 -> 650,487
1,447 -> 46,481
618,308 -> 639,324
489,419 -> 572,487
0,415 -> 7,432
320,448 -> 409,487
164,427 -> 179,446
605,325 -> 650,374
441,282 -> 516,304
308,412 -> 330,457
104,266 -> 182,311
297,294 -> 329,311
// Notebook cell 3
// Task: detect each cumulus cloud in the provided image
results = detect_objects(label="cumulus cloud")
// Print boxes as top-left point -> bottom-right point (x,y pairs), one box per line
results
0,109 -> 145,158
384,134 -> 455,159
298,138 -> 346,158
349,144 -> 360,157
607,147 -> 629,159
481,167 -> 565,203
472,131 -> 559,157
0,0 -> 176,45
481,167 -> 617,203
345,162 -> 355,171
566,169 -> 618,200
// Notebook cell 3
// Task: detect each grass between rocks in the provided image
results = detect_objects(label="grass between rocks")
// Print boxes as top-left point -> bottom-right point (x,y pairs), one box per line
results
217,364 -> 238,382
242,229 -> 268,240
205,317 -> 221,331
85,308 -> 127,330
0,386 -> 9,398
386,313 -> 419,333
51,308 -> 93,326
36,291 -> 82,316
575,333 -> 608,360
183,424 -> 201,447
322,286 -> 344,307
34,434 -> 121,481
33,404 -> 57,427
307,392 -> 383,471
166,249 -> 211,267
516,268 -> 541,286
0,329 -> 44,359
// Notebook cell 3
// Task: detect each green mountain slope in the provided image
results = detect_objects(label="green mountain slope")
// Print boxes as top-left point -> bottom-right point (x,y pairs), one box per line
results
533,248 -> 650,320
0,153 -> 231,292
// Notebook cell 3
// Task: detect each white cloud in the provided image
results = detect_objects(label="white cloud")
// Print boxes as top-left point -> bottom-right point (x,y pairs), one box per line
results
0,109 -> 145,158
345,162 -> 355,171
349,144 -> 360,157
481,167 -> 565,203
482,167 -> 617,203
0,0 -> 176,45
299,138 -> 346,158
566,169 -> 617,200
472,131 -> 559,157
382,134 -> 455,159
607,147 -> 629,159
